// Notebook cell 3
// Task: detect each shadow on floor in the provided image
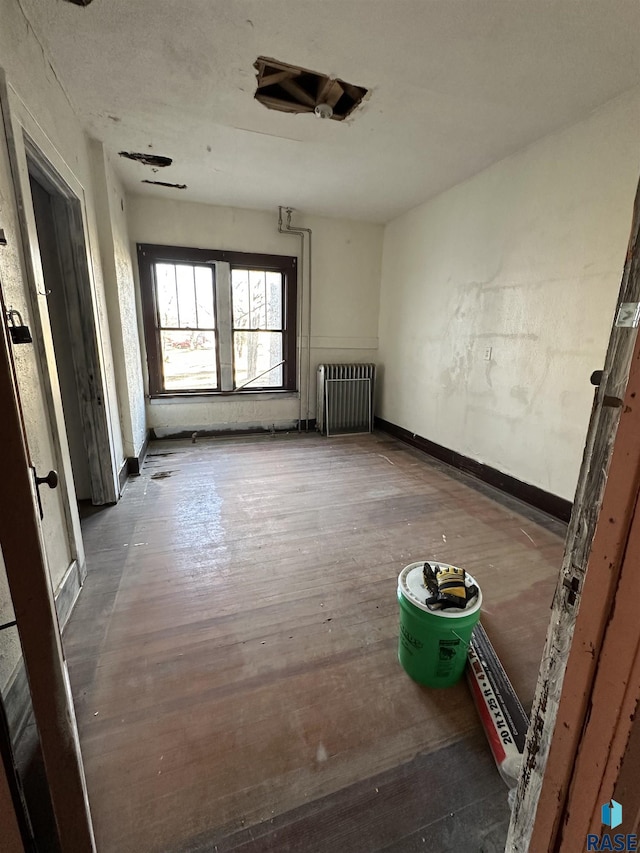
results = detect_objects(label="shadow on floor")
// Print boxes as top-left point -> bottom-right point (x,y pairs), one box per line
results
174,735 -> 512,853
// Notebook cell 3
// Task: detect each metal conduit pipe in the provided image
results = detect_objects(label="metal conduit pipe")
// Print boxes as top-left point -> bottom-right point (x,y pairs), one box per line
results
287,207 -> 313,433
277,206 -> 303,431
277,206 -> 313,431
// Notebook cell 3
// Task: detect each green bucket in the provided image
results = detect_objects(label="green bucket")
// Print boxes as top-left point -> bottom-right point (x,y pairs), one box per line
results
397,562 -> 482,687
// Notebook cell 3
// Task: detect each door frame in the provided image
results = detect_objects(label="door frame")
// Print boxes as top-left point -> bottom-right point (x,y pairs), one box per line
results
0,755 -> 27,852
26,142 -> 117,506
561,425 -> 640,844
0,72 -> 118,508
0,694 -> 29,852
508,178 -> 640,848
0,281 -> 96,851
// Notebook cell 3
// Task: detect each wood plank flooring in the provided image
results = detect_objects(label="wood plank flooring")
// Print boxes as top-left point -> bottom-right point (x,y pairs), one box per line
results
63,432 -> 566,852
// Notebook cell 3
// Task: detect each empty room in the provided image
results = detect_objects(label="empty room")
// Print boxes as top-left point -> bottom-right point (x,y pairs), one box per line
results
2,2 -> 640,852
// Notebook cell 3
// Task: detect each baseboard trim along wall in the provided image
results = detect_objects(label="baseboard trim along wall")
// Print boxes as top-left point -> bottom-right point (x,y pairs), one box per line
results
118,459 -> 128,495
54,558 -> 83,632
127,430 -> 151,477
151,420 -> 318,441
374,416 -> 572,523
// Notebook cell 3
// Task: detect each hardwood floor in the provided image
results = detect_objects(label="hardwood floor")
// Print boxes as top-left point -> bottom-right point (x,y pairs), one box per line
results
63,432 -> 566,852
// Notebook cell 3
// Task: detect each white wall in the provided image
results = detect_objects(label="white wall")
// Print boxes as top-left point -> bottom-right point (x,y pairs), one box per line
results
378,87 -> 640,501
90,140 -> 146,459
127,197 -> 382,434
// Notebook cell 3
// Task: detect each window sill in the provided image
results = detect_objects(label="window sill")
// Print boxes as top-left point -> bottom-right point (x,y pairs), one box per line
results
148,391 -> 299,405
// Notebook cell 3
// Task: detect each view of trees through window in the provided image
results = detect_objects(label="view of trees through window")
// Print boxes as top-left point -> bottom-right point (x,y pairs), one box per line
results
154,262 -> 284,391
232,268 -> 283,389
156,263 -> 218,390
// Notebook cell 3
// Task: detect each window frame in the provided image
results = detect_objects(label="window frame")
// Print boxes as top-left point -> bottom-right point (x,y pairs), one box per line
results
154,260 -> 221,394
137,243 -> 297,398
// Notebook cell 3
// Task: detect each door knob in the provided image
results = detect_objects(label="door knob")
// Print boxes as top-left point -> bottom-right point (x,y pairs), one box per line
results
35,470 -> 59,490
32,468 -> 58,519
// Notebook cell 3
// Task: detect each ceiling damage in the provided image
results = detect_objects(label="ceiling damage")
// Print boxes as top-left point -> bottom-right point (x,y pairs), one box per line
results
141,180 -> 187,190
119,152 -> 173,168
119,151 -> 185,190
18,0 -> 640,222
254,57 -> 368,121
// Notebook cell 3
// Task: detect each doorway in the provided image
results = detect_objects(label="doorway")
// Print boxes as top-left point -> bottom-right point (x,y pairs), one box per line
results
25,142 -> 117,508
29,176 -> 91,502
0,74 -> 109,850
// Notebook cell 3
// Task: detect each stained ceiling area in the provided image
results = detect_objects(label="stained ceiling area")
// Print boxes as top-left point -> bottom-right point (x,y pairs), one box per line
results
19,0 -> 640,222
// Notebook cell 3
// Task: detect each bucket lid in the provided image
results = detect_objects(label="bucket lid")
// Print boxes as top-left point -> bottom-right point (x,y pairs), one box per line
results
398,561 -> 482,617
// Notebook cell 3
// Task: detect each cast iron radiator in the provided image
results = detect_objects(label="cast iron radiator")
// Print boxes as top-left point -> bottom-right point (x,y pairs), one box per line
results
316,363 -> 376,436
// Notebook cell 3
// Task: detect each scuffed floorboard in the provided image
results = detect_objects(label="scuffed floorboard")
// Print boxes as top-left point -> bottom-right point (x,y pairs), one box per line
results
63,432 -> 564,852
175,736 -> 510,853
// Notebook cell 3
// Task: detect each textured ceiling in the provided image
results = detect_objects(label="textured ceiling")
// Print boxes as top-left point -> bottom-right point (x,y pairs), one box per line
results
19,0 -> 640,222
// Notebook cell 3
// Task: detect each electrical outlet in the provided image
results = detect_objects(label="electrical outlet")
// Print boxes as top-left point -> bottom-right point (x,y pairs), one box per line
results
483,346 -> 492,361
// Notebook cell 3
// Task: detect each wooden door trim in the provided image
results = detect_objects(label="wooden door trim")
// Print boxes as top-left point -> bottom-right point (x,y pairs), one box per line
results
508,177 -> 640,849
0,754 -> 26,852
0,74 -> 118,506
0,282 -> 95,848
0,73 -> 85,563
538,328 -> 640,850
561,475 -> 640,845
0,696 -> 29,852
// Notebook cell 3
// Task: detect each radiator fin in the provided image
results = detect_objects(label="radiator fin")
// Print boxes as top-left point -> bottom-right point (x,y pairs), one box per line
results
316,363 -> 375,436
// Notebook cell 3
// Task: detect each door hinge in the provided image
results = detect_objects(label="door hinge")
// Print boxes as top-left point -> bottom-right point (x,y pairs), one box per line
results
562,573 -> 582,608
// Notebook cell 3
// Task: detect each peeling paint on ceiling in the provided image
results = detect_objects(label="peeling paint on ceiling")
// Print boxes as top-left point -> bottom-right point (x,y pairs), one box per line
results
119,151 -> 173,168
18,0 -> 640,222
141,180 -> 187,190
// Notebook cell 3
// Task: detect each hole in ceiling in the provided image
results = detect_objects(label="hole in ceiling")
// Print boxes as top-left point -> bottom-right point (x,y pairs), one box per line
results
141,180 -> 187,190
119,151 -> 173,168
253,57 -> 367,121
62,0 -> 94,5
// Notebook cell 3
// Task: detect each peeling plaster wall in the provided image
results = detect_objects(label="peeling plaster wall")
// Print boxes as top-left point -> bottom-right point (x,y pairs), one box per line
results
0,3 -> 124,472
378,87 -> 640,501
90,140 -> 146,459
0,0 -> 126,690
127,197 -> 382,433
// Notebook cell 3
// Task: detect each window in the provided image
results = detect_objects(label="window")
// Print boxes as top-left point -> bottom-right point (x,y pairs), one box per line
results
137,244 -> 297,396
154,262 -> 218,391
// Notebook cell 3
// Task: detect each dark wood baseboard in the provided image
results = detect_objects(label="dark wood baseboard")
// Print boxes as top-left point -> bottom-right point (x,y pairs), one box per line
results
127,431 -> 151,477
375,416 -> 572,523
